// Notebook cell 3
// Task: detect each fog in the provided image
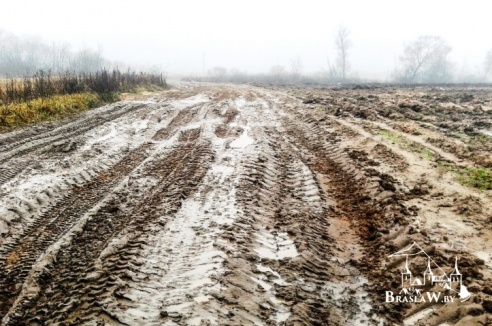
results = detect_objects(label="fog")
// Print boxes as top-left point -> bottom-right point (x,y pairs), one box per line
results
1,0 -> 491,81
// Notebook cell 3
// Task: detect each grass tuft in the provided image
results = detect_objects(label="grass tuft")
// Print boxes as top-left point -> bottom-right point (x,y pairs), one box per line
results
453,167 -> 492,190
377,128 -> 491,190
378,129 -> 436,161
378,129 -> 404,144
0,93 -> 102,130
438,162 -> 492,190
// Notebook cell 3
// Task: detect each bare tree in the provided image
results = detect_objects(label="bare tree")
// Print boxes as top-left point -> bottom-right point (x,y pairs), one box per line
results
395,35 -> 452,83
485,49 -> 492,80
24,36 -> 51,75
333,26 -> 352,80
69,45 -> 106,73
50,42 -> 71,74
208,66 -> 228,82
290,56 -> 303,80
0,30 -> 111,77
229,68 -> 247,82
326,56 -> 337,80
0,30 -> 6,54
0,30 -> 8,76
0,31 -> 21,76
0,33 -> 49,76
269,65 -> 286,83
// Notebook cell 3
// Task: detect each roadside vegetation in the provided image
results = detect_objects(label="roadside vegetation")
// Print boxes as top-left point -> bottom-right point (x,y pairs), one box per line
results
0,29 -> 166,131
377,129 -> 436,161
439,163 -> 492,190
377,128 -> 492,190
0,69 -> 166,130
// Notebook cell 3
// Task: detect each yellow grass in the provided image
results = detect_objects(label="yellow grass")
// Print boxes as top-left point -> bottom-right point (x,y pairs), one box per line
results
0,93 -> 102,131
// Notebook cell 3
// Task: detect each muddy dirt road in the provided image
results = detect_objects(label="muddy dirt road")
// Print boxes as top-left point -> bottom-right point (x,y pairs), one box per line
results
0,83 -> 491,325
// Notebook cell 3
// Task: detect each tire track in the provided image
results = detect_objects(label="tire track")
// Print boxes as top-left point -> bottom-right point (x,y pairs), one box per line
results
3,139 -> 214,325
278,108 -> 411,324
153,103 -> 202,141
0,101 -> 170,195
0,87 -> 390,325
4,85 -> 478,325
0,143 -> 153,317
0,102 -> 202,322
220,135 -> 299,325
0,102 -> 150,165
87,94 -> 264,325
0,159 -> 31,187
0,102 -> 175,253
229,126 -> 377,325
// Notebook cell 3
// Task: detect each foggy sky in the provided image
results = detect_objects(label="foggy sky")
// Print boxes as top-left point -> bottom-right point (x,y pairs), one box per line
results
1,0 -> 491,80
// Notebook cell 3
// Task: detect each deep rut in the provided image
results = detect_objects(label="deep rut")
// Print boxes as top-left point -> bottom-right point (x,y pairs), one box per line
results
0,87 -> 387,325
2,84 -> 485,325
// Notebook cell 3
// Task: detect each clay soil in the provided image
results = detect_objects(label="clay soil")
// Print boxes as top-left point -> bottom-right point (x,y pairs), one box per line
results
0,83 -> 491,325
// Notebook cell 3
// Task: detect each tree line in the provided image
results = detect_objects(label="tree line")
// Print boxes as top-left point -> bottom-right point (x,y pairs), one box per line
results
392,36 -> 492,83
0,30 -> 167,105
0,29 -> 113,77
4,27 -> 490,84
192,26 -> 492,84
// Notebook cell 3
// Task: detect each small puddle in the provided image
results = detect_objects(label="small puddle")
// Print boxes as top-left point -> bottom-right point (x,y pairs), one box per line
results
230,130 -> 254,148
274,311 -> 291,323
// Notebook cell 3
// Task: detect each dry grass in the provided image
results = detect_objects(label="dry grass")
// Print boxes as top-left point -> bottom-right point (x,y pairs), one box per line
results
378,129 -> 492,190
0,93 -> 102,131
0,70 -> 164,132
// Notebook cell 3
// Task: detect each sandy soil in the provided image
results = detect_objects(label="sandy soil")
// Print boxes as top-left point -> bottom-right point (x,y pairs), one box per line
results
0,83 -> 491,325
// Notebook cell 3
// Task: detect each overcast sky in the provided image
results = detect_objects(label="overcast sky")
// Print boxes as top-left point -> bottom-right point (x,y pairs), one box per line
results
1,0 -> 491,79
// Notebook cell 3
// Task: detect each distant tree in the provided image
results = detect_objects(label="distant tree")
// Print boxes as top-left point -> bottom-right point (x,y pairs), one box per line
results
229,68 -> 247,82
485,49 -> 492,80
326,57 -> 338,80
49,42 -> 71,74
0,32 -> 21,76
0,33 -> 50,76
22,36 -> 51,75
0,30 -> 6,53
455,60 -> 483,83
0,29 -> 165,79
69,46 -> 106,73
290,56 -> 303,80
0,30 -> 8,76
333,26 -> 352,80
394,35 -> 452,83
208,66 -> 228,81
269,65 -> 286,83
0,30 -> 111,76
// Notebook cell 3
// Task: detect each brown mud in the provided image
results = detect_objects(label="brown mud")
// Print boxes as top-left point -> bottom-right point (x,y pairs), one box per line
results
0,83 -> 491,325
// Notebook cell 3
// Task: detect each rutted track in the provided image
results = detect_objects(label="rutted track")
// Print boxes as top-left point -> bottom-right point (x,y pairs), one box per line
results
0,102 -> 149,164
0,84 -> 490,325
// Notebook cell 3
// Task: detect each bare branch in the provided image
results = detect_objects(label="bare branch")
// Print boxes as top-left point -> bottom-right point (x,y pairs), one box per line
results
395,35 -> 452,83
290,56 -> 303,80
485,49 -> 492,80
333,26 -> 352,80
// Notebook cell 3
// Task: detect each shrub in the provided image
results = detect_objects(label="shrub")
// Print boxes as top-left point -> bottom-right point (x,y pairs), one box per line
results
0,69 -> 166,105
